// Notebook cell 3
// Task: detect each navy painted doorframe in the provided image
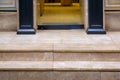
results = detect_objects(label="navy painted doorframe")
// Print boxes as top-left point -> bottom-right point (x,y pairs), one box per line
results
17,0 -> 106,34
87,0 -> 106,34
17,0 -> 36,34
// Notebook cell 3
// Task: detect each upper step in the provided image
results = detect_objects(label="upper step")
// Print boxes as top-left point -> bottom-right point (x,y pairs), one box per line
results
0,61 -> 120,71
0,43 -> 120,53
0,52 -> 120,71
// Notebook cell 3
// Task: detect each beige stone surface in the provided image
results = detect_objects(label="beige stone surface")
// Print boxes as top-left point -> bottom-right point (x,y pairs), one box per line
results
0,52 -> 53,61
54,53 -> 91,61
0,43 -> 53,52
53,72 -> 100,80
53,43 -> 119,52
0,30 -> 119,52
53,61 -> 120,71
89,53 -> 120,61
0,71 -> 120,80
105,12 -> 120,31
0,61 -> 53,70
84,0 -> 89,30
107,32 -> 120,49
101,72 -> 120,80
0,30 -> 119,71
0,71 -> 100,80
0,12 -> 17,31
0,71 -> 52,80
54,53 -> 120,61
105,0 -> 120,10
0,61 -> 120,71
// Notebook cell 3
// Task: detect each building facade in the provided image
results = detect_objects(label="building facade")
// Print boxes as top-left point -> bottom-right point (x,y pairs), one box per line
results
0,1 -> 120,79
0,0 -> 120,34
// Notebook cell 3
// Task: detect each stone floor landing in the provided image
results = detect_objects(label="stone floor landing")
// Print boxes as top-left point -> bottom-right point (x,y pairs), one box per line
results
0,30 -> 120,71
0,30 -> 120,52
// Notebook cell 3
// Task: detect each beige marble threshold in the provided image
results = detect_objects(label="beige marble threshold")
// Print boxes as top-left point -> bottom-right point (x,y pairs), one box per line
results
0,61 -> 120,71
0,44 -> 120,53
0,43 -> 53,52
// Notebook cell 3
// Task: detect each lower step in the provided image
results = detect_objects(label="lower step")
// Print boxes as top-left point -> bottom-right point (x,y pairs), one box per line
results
0,61 -> 120,71
0,71 -> 120,80
0,52 -> 120,71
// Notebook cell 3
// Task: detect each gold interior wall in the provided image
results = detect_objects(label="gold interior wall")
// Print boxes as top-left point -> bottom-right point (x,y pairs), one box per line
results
39,0 -> 84,25
37,0 -> 120,31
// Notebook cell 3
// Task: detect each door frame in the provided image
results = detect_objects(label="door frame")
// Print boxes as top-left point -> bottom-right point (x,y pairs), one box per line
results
17,0 -> 106,34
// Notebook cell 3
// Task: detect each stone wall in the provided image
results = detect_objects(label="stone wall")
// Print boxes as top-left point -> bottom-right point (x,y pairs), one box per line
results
0,0 -> 17,31
104,0 -> 120,31
0,71 -> 120,80
105,12 -> 120,31
0,12 -> 17,31
0,0 -> 17,10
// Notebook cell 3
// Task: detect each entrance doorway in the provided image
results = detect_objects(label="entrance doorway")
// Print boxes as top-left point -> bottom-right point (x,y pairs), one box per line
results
17,0 -> 106,34
38,0 -> 84,29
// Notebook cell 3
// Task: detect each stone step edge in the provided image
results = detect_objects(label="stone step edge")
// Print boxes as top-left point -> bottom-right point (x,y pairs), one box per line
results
0,50 -> 120,53
0,61 -> 120,71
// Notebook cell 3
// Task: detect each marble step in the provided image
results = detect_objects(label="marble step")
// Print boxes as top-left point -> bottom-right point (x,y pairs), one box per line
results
0,52 -> 120,61
0,43 -> 120,53
0,31 -> 120,53
0,52 -> 120,71
0,61 -> 120,71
